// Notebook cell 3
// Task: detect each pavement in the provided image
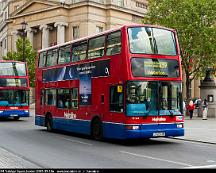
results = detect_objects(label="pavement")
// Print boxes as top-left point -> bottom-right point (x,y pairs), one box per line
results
174,115 -> 216,144
1,105 -> 216,168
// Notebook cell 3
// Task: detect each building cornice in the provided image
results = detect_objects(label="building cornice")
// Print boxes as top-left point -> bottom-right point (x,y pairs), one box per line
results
10,0 -> 62,18
9,1 -> 145,21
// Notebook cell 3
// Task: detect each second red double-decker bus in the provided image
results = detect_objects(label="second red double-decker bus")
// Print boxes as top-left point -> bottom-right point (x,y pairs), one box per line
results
35,24 -> 184,140
0,60 -> 30,120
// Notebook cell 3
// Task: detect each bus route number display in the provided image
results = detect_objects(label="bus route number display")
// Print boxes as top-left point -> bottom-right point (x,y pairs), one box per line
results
131,58 -> 179,78
144,61 -> 168,76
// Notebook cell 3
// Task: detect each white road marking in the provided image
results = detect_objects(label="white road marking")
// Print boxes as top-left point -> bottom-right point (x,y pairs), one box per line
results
59,137 -> 93,146
188,164 -> 216,169
184,128 -> 216,131
207,160 -> 215,163
120,150 -> 193,167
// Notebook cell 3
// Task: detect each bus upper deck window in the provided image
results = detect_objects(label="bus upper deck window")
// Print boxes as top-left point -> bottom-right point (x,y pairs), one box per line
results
88,35 -> 105,59
38,52 -> 46,68
106,31 -> 121,56
72,41 -> 87,62
58,45 -> 71,64
46,49 -> 58,67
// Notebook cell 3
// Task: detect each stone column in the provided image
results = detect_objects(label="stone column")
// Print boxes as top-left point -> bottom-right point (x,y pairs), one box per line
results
200,68 -> 216,118
54,22 -> 68,44
39,24 -> 53,49
11,31 -> 19,52
26,27 -> 37,47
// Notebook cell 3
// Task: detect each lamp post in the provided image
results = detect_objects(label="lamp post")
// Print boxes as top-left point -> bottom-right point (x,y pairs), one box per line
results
21,21 -> 27,62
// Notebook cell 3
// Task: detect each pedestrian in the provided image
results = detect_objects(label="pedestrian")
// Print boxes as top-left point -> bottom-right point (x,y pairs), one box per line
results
202,99 -> 208,120
195,97 -> 202,117
187,100 -> 195,119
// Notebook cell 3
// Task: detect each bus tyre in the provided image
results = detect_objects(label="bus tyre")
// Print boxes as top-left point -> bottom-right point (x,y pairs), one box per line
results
91,118 -> 103,140
46,115 -> 53,132
13,116 -> 20,120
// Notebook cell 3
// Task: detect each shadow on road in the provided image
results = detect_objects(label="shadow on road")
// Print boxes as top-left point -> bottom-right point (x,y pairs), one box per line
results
0,118 -> 26,122
37,128 -> 176,147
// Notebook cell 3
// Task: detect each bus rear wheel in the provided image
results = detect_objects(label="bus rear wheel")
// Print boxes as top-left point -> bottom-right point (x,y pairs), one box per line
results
46,115 -> 53,132
91,118 -> 103,140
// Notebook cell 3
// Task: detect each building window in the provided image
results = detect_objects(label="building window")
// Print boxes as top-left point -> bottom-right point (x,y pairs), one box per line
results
96,26 -> 103,33
136,1 -> 147,9
4,39 -> 7,50
112,0 -> 124,6
4,11 -> 8,20
73,26 -> 79,40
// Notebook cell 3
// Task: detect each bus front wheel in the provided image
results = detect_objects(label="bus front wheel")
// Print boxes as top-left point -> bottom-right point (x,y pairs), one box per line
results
91,118 -> 103,140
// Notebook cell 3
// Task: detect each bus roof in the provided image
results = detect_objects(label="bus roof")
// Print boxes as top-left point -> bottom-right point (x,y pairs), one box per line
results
0,60 -> 26,64
38,24 -> 176,53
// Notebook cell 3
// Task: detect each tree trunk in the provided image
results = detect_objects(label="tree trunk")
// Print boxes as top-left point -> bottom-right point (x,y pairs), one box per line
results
185,74 -> 192,117
186,75 -> 191,104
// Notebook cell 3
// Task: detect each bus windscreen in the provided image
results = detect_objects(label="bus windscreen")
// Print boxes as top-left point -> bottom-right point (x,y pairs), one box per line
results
128,27 -> 177,55
0,62 -> 26,76
0,90 -> 29,106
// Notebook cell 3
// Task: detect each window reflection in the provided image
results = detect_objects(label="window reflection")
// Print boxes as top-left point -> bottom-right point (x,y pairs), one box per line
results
126,81 -> 182,116
0,62 -> 26,76
128,27 -> 177,55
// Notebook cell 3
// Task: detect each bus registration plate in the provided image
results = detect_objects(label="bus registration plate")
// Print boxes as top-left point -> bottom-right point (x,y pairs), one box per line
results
10,114 -> 18,117
153,132 -> 165,137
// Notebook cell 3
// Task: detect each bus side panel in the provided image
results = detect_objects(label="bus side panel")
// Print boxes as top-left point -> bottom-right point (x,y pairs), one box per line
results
52,118 -> 91,135
35,115 -> 91,135
103,122 -> 126,139
35,115 -> 45,126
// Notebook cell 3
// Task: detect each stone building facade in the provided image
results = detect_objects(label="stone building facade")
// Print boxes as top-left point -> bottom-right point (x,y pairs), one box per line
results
0,0 -> 146,54
0,0 -> 200,99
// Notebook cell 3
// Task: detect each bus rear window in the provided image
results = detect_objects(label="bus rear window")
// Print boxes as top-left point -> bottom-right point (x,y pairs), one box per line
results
131,58 -> 179,78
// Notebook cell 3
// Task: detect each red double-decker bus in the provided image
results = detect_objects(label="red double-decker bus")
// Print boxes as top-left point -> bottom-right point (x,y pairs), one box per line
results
0,60 -> 30,120
35,24 -> 184,140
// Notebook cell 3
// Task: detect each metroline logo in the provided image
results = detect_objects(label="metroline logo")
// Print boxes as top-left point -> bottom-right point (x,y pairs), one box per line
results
152,117 -> 166,122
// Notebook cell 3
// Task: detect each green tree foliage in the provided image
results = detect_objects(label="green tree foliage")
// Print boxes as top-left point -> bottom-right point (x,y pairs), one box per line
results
3,37 -> 36,87
143,0 -> 216,101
